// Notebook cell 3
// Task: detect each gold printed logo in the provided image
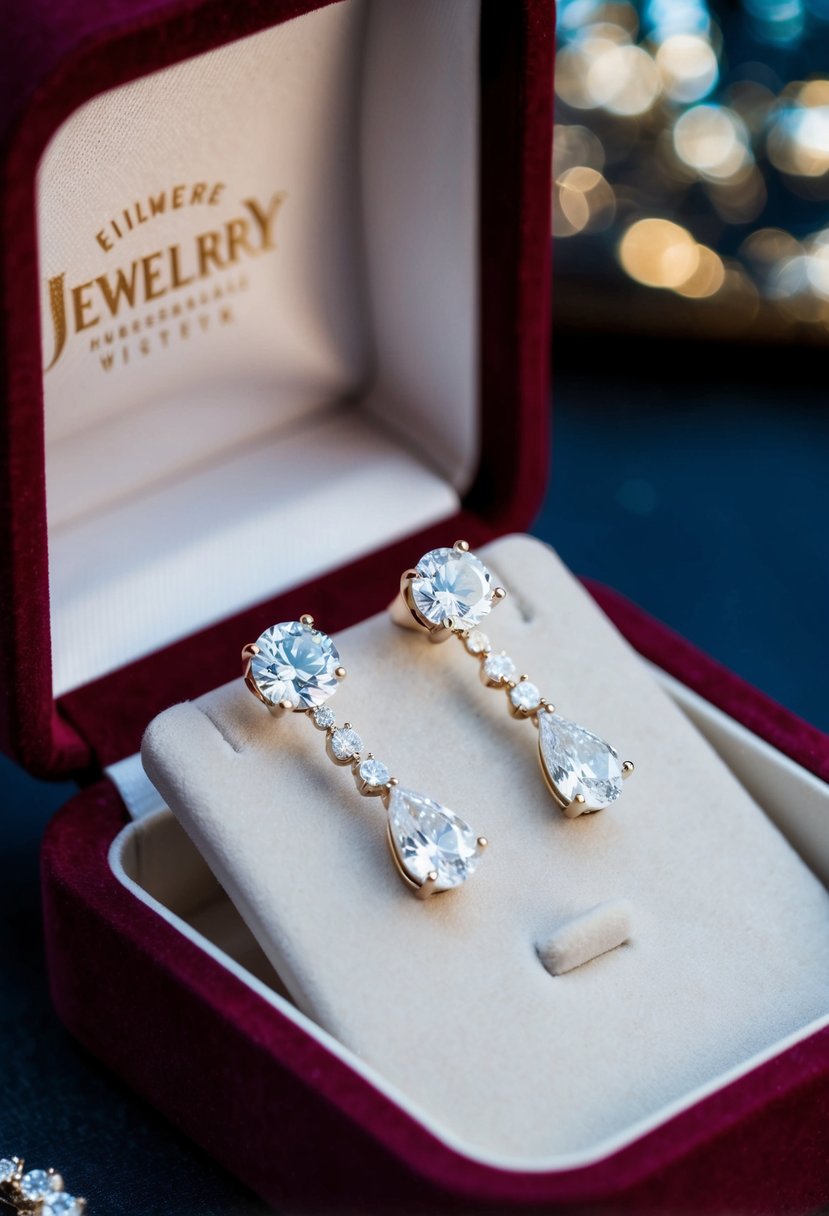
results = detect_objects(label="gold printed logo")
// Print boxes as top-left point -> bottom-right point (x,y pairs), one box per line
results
45,186 -> 285,372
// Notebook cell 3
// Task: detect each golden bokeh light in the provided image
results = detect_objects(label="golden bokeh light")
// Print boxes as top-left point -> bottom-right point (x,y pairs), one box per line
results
740,227 -> 803,270
587,43 -> 661,115
798,78 -> 829,108
555,28 -> 660,116
672,105 -> 751,179
618,218 -> 699,288
767,93 -> 829,177
554,166 -> 616,237
553,124 -> 606,176
555,37 -> 622,110
806,234 -> 829,298
674,244 -> 726,297
656,34 -> 719,104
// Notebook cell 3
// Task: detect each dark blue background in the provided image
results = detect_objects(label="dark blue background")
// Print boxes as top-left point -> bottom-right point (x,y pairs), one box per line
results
1,363 -> 827,1213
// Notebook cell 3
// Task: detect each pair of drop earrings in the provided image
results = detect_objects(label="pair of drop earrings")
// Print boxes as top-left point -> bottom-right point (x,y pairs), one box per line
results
243,541 -> 634,900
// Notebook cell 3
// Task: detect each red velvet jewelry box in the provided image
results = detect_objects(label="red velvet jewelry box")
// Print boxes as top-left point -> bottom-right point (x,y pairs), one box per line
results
2,1 -> 829,1211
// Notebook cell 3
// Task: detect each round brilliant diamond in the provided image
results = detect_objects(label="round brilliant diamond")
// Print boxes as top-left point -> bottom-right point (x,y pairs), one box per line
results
510,680 -> 541,712
330,727 -> 363,760
411,548 -> 494,628
483,652 -> 516,684
249,621 -> 340,710
359,757 -> 390,787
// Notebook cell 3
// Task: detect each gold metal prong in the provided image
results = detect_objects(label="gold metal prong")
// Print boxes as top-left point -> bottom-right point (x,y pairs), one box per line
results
545,703 -> 556,713
477,836 -> 488,850
415,871 -> 440,900
335,666 -> 347,679
453,539 -> 470,552
388,777 -> 399,787
520,674 -> 528,682
492,586 -> 507,602
241,642 -> 259,661
279,699 -> 294,711
299,613 -> 314,628
622,760 -> 635,778
562,793 -> 588,819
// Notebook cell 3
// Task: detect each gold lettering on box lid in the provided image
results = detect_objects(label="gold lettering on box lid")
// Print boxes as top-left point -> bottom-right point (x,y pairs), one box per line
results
45,188 -> 285,373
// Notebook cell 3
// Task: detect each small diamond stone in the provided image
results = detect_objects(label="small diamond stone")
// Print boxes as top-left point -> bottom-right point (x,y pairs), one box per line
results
411,547 -> 494,628
312,705 -> 336,730
249,621 -> 340,710
20,1171 -> 59,1201
0,1160 -> 15,1182
43,1196 -> 83,1216
510,679 -> 541,712
387,787 -> 481,892
465,629 -> 491,655
330,726 -> 363,760
359,757 -> 390,787
483,652 -> 516,684
538,713 -> 623,811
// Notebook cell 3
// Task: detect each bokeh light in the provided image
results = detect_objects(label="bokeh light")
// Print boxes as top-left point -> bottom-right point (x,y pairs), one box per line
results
619,219 -> 700,288
672,105 -> 751,179
555,0 -> 829,336
656,34 -> 719,102
555,166 -> 617,237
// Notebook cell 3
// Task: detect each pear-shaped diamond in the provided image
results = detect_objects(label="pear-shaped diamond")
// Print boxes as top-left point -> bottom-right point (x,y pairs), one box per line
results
538,712 -> 623,813
387,787 -> 482,894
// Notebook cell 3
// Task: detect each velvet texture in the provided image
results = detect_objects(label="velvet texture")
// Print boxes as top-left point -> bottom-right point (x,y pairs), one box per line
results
13,0 -> 829,1207
0,0 -> 552,777
42,591 -> 829,1215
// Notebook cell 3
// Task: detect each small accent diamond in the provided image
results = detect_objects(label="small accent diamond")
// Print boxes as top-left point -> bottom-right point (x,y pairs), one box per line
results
43,1195 -> 83,1216
465,629 -> 491,656
510,680 -> 541,712
330,726 -> 363,760
0,1159 -> 15,1183
411,547 -> 494,628
20,1171 -> 59,1201
312,705 -> 336,730
483,652 -> 516,684
359,757 -> 390,788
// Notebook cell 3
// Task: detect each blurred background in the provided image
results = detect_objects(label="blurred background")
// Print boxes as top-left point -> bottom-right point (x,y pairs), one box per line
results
544,0 -> 829,741
2,2 -> 828,1212
553,0 -> 829,340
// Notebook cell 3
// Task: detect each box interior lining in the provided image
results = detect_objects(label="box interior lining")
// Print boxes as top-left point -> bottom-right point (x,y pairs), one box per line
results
113,648 -> 829,1172
37,0 -> 481,696
123,535 -> 829,1169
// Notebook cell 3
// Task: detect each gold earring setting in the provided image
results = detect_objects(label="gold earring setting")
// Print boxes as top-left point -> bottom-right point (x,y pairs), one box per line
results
243,616 -> 487,897
0,1158 -> 85,1214
391,542 -> 634,817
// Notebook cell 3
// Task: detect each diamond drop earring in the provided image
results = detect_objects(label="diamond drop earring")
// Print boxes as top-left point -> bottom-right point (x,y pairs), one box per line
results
242,616 -> 487,897
389,542 -> 634,817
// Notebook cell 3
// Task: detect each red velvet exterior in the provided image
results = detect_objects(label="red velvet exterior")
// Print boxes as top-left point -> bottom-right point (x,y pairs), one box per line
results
11,0 -> 829,1207
42,587 -> 829,1215
0,0 -> 553,778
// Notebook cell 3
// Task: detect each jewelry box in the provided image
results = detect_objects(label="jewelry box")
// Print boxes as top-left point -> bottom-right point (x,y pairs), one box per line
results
2,1 -> 829,1211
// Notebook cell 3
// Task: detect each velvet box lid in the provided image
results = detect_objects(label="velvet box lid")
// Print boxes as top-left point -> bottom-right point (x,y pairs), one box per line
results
0,0 -> 552,784
4,4 -> 829,1215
